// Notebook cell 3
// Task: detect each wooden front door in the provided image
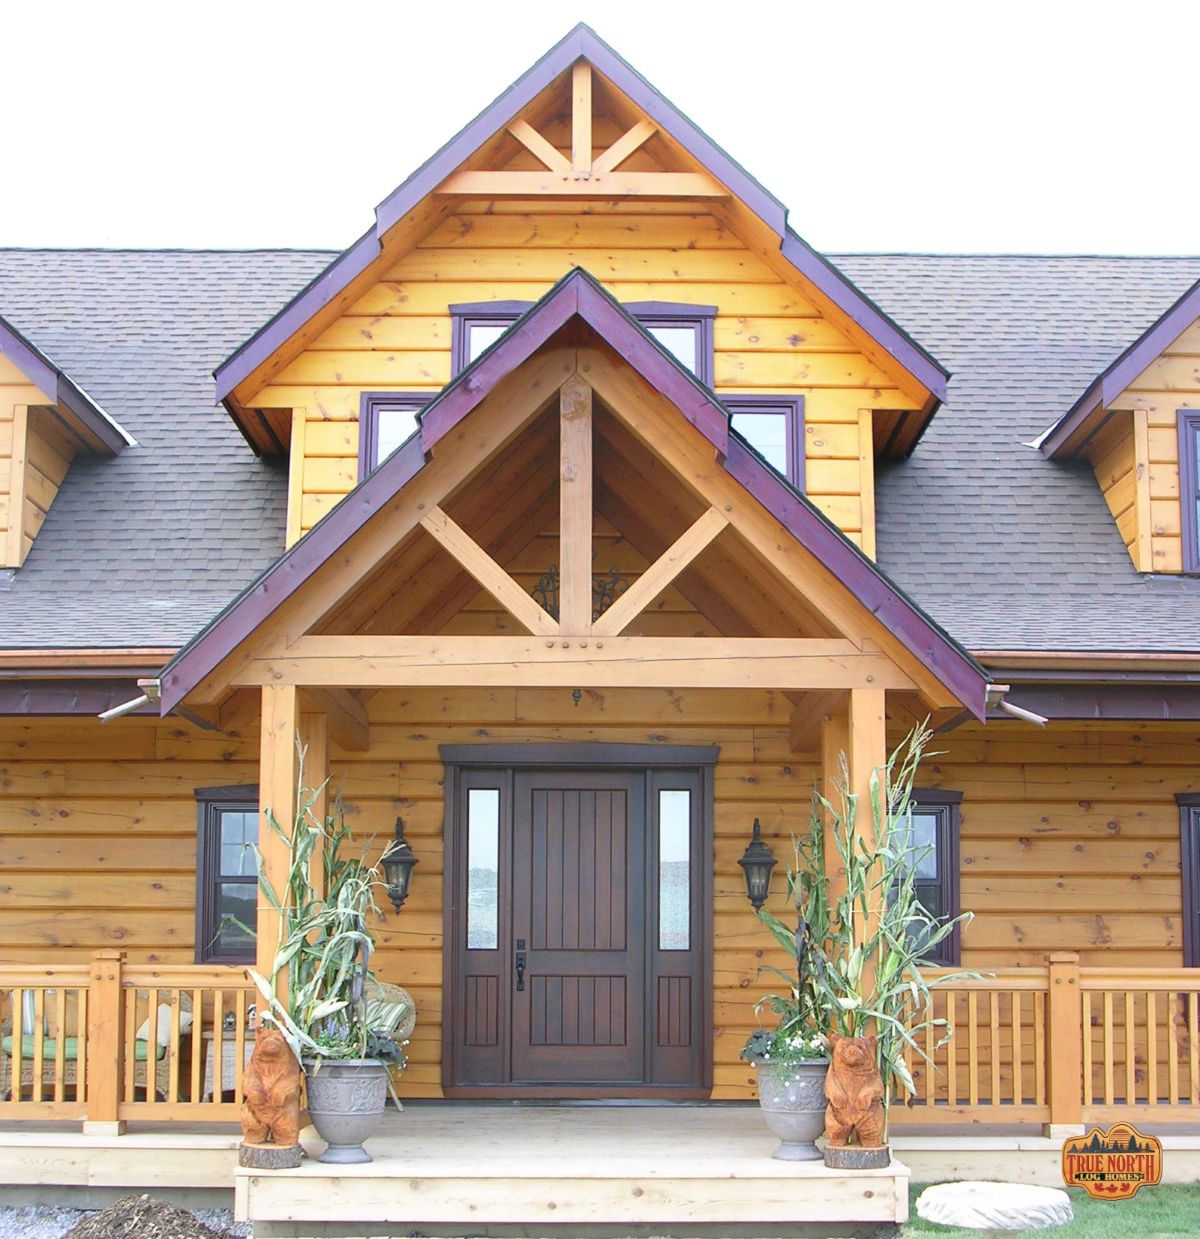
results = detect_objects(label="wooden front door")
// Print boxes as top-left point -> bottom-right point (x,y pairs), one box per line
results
443,749 -> 712,1097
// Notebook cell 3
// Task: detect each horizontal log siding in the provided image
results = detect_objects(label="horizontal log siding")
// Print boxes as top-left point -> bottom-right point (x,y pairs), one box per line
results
1110,316 -> 1200,573
257,203 -> 919,555
0,714 -> 1192,1100
1085,415 -> 1143,567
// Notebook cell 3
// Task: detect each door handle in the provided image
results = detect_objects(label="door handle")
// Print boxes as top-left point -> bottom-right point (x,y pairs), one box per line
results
515,939 -> 527,991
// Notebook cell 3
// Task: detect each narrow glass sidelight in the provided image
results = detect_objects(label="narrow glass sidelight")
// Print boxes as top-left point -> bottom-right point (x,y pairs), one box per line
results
658,789 -> 691,951
467,788 -> 500,949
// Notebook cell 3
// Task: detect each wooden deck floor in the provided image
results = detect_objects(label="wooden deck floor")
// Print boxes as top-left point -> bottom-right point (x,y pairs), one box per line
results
238,1105 -> 909,1234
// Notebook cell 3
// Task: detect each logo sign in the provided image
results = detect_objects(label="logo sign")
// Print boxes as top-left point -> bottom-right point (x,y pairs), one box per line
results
1062,1123 -> 1163,1199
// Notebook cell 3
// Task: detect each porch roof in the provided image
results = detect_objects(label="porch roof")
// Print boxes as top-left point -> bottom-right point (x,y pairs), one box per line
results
160,268 -> 987,718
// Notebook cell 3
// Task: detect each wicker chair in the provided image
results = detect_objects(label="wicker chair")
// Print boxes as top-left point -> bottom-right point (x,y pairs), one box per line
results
1,990 -> 193,1102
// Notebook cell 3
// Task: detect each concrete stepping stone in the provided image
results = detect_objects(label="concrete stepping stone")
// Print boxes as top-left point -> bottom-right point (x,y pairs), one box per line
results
916,1180 -> 1073,1235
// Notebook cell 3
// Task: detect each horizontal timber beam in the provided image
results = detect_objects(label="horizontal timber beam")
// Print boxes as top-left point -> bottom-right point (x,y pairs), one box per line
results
301,686 -> 370,752
788,689 -> 850,754
436,171 -> 729,199
236,636 -> 917,691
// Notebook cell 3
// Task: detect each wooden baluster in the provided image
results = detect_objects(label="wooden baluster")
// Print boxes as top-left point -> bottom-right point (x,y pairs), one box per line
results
31,988 -> 45,1105
191,988 -> 203,1104
1045,952 -> 1083,1137
12,988 -> 24,1105
123,989 -> 137,1105
85,950 -> 125,1135
76,988 -> 88,1106
1183,991 -> 1193,1110
167,990 -> 180,1105
1168,990 -> 1180,1106
1146,991 -> 1158,1107
989,992 -> 1001,1105
946,992 -> 958,1109
1124,991 -> 1136,1105
235,989 -> 247,1103
1034,990 -> 1046,1107
924,1014 -> 935,1106
1082,992 -> 1093,1107
213,991 -> 225,1104
967,992 -> 979,1108
1012,990 -> 1023,1105
53,988 -> 67,1104
1103,992 -> 1115,1105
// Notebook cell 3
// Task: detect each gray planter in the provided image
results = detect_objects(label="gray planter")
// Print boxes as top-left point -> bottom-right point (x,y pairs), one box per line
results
755,1058 -> 830,1161
303,1058 -> 389,1164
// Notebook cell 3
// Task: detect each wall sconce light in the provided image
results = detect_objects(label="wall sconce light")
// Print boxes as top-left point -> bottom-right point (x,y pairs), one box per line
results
381,817 -> 419,913
737,818 -> 777,911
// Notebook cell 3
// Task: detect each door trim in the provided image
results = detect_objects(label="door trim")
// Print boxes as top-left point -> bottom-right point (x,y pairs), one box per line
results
440,743 -> 717,1099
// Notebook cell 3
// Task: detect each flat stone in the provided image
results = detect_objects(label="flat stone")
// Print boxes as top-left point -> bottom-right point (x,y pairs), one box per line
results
917,1180 -> 1074,1232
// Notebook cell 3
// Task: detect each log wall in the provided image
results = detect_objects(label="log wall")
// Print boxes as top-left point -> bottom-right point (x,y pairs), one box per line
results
0,713 -> 1192,1100
254,201 -> 919,557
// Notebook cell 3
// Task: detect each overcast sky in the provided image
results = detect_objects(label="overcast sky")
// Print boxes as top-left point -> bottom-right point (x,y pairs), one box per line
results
3,1 -> 1195,255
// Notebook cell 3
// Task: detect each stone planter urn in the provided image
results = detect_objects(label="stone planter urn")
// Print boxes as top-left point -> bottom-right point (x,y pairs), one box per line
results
754,1059 -> 830,1161
303,1058 -> 389,1164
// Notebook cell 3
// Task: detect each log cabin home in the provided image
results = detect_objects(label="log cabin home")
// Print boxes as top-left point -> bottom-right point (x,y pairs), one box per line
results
2,22 -> 1200,1230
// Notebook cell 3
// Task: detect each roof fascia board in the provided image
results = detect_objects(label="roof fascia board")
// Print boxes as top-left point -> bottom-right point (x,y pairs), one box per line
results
164,269 -> 985,719
1042,275 -> 1200,459
0,314 -> 131,454
213,23 -> 947,414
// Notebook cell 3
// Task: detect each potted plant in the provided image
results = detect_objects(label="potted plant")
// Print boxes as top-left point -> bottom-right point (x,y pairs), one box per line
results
812,723 -> 975,1168
247,747 -> 409,1165
739,834 -> 834,1161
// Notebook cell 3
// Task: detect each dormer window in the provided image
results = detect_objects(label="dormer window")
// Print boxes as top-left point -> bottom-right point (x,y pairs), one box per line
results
1181,409 -> 1200,574
723,394 -> 805,490
449,300 -> 717,384
359,392 -> 433,477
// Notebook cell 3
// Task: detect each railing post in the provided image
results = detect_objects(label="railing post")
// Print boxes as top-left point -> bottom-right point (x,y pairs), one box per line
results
1044,951 -> 1084,1139
84,949 -> 126,1135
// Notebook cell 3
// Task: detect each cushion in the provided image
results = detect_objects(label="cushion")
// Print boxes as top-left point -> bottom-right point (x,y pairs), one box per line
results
2,1035 -> 163,1062
134,1003 -> 194,1047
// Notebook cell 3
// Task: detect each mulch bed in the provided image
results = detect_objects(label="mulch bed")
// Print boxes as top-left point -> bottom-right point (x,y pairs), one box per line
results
60,1196 -> 239,1239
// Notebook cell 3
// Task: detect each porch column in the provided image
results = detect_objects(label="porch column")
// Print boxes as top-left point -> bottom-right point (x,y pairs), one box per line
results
820,707 -> 850,904
258,684 -> 298,977
848,687 -> 886,948
300,709 -> 330,897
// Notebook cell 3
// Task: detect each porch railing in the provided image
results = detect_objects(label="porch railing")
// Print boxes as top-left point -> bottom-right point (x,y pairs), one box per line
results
1,951 -> 256,1126
4,951 -> 1200,1131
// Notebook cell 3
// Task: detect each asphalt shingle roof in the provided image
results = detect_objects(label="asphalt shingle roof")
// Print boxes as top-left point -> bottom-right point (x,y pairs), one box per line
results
1,249 -> 1198,654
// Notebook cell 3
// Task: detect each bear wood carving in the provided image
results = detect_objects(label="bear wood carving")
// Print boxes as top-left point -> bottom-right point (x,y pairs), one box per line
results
239,1026 -> 303,1167
824,1031 -> 886,1149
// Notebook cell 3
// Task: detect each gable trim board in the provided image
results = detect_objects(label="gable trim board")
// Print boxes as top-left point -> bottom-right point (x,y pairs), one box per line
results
211,24 -> 948,450
1040,274 -> 1200,461
161,269 -> 986,720
0,313 -> 133,457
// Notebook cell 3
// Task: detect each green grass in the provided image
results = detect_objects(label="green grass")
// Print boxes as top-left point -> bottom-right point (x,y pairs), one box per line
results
903,1182 -> 1200,1237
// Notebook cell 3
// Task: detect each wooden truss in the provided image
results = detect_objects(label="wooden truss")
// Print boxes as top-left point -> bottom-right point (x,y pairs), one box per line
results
438,63 -> 728,200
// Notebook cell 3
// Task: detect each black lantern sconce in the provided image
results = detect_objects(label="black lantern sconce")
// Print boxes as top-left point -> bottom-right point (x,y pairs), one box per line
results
737,818 -> 777,911
381,817 -> 419,913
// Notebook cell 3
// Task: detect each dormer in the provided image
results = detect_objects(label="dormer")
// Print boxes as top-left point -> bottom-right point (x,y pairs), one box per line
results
212,25 -> 948,561
0,314 -> 131,567
1040,276 -> 1200,574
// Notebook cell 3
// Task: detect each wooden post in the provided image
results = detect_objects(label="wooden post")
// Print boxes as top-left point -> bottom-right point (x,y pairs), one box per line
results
84,950 -> 125,1135
820,707 -> 850,906
1045,951 -> 1085,1138
258,685 -> 299,979
572,61 -> 592,175
301,709 -> 329,898
848,687 -> 886,948
559,378 -> 593,634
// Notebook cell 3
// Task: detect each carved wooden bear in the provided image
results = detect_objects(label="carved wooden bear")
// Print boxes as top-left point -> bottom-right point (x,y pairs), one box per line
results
241,1026 -> 302,1148
824,1031 -> 886,1149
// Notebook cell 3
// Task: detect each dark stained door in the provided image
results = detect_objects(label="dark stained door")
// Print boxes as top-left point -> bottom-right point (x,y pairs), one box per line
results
445,754 -> 711,1097
510,771 -> 645,1084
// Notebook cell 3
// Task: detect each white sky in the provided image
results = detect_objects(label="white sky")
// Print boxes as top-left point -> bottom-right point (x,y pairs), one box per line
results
2,0 -> 1196,254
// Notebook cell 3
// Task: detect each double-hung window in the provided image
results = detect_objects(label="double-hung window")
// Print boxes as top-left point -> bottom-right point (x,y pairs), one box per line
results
1180,409 -> 1200,574
897,789 -> 962,966
195,786 -> 259,964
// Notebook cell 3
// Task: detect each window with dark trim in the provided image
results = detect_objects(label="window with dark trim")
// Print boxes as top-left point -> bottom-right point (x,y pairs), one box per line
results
195,785 -> 259,964
723,394 -> 805,490
1179,409 -> 1200,574
1179,793 -> 1200,966
448,300 -> 718,385
900,789 -> 962,966
358,392 -> 433,478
